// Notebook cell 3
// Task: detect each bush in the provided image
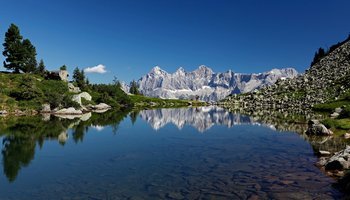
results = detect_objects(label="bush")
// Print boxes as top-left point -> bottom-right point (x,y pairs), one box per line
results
62,95 -> 81,109
45,92 -> 63,109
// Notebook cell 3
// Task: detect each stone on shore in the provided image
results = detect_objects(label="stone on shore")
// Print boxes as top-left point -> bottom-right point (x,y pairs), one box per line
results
55,107 -> 82,115
41,103 -> 51,113
335,107 -> 343,113
93,103 -> 111,110
0,110 -> 8,116
319,150 -> 331,156
325,146 -> 350,170
345,133 -> 350,139
306,120 -> 333,136
330,112 -> 339,118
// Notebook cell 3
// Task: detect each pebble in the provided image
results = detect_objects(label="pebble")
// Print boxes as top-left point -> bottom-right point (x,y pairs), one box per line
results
319,150 -> 331,156
344,133 -> 350,139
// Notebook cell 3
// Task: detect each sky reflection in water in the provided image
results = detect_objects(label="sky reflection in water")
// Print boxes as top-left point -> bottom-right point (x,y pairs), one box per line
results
0,107 -> 344,199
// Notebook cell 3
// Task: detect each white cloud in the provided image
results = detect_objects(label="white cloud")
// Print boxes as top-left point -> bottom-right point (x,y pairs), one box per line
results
84,64 -> 107,74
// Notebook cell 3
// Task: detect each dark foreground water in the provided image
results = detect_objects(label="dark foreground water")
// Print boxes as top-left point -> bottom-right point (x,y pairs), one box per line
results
0,107 -> 345,199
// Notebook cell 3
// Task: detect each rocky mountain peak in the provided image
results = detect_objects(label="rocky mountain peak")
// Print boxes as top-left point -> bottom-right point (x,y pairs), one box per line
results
150,66 -> 167,75
194,65 -> 214,75
175,67 -> 186,75
134,65 -> 298,101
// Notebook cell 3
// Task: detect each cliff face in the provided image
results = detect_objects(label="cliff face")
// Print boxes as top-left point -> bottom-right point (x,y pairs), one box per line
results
135,65 -> 297,102
221,39 -> 350,111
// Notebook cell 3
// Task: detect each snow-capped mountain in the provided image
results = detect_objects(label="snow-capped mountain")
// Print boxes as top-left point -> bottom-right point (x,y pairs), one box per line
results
129,65 -> 298,101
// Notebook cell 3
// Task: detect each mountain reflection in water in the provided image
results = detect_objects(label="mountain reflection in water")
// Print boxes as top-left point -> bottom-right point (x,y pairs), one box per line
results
139,106 -> 274,132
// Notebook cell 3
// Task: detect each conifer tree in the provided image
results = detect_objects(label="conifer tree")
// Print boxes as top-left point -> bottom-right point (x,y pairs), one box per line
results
129,80 -> 140,95
2,24 -> 24,73
36,59 -> 46,75
2,24 -> 37,73
21,39 -> 37,73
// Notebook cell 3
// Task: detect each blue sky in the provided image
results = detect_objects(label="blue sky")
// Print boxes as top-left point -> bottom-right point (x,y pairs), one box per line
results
1,0 -> 349,83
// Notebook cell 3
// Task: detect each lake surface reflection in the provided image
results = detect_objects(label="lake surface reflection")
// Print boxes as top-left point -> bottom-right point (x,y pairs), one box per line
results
0,107 -> 344,199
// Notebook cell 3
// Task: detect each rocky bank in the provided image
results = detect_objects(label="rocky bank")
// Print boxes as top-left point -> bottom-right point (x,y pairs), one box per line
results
220,39 -> 350,112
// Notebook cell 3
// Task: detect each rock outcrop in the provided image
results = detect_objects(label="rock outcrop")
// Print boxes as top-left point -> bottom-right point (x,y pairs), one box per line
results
132,66 -> 297,101
72,92 -> 92,105
68,83 -> 81,93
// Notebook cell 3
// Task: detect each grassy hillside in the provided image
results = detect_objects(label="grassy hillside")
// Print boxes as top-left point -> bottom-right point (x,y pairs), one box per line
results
0,73 -> 203,114
0,73 -> 79,113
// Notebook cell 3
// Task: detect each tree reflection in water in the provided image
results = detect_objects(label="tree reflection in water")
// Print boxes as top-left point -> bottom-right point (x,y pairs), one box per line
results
0,109 -> 130,182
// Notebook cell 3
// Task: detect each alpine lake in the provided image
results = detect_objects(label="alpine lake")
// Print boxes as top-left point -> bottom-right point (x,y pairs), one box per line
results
0,106 -> 348,199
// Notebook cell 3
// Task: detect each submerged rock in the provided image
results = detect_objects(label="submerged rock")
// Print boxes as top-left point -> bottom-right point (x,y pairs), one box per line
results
306,120 -> 333,136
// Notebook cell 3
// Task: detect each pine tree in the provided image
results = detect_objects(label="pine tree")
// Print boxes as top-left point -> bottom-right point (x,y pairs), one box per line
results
2,24 -> 37,73
2,24 -> 24,73
21,39 -> 37,73
36,59 -> 46,75
113,76 -> 122,88
73,67 -> 86,89
311,47 -> 326,66
129,80 -> 140,95
73,67 -> 81,83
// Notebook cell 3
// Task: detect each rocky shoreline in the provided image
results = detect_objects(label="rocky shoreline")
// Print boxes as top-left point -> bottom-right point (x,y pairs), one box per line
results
219,38 -> 350,186
0,90 -> 112,117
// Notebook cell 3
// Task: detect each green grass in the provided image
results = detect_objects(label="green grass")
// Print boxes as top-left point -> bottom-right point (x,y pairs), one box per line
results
0,73 -> 76,111
313,100 -> 350,112
323,118 -> 350,130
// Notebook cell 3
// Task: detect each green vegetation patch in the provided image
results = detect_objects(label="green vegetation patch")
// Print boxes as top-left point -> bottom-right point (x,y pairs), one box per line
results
313,100 -> 350,112
322,118 -> 350,131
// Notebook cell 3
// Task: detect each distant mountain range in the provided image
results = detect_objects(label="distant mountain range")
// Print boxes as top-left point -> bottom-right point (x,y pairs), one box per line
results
123,65 -> 298,101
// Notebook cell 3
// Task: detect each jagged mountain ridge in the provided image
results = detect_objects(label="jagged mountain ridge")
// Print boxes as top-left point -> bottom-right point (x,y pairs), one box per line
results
134,65 -> 297,101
